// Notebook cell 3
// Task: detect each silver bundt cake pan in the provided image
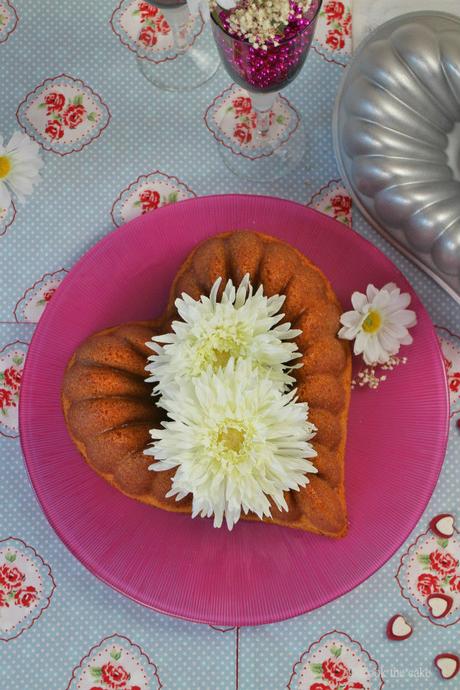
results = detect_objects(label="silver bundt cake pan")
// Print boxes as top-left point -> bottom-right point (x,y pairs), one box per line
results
333,12 -> 460,303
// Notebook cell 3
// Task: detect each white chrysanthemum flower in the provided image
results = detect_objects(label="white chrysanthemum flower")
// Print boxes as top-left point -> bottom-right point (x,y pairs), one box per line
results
146,274 -> 302,394
338,282 -> 417,365
146,359 -> 317,530
0,132 -> 43,210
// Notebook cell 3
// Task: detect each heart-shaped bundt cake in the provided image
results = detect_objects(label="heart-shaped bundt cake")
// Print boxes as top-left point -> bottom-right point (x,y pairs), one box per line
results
62,230 -> 351,537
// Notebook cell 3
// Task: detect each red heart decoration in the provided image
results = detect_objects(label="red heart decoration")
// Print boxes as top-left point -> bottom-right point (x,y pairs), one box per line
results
427,593 -> 454,619
430,513 -> 455,538
434,653 -> 460,680
386,614 -> 413,641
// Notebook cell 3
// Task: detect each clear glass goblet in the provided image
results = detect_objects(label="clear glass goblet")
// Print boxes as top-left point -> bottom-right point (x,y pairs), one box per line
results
210,0 -> 322,179
137,0 -> 219,91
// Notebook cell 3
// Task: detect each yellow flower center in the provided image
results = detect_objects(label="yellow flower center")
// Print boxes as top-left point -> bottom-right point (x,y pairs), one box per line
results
193,325 -> 248,374
0,156 -> 11,179
218,426 -> 245,453
210,348 -> 231,369
362,310 -> 382,334
214,419 -> 254,467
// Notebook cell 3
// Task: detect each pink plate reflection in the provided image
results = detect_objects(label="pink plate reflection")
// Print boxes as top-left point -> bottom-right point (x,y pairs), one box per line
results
20,195 -> 449,626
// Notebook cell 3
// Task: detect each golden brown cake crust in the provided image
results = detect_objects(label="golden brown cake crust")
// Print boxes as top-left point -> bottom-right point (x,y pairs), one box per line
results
62,231 -> 351,537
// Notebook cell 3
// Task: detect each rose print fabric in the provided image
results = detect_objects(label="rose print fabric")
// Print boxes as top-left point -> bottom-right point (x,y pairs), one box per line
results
111,0 -> 203,64
13,269 -> 68,323
313,0 -> 352,65
0,341 -> 27,437
111,171 -> 196,226
16,75 -> 111,155
0,565 -> 38,608
308,180 -> 352,226
437,326 -> 460,418
0,200 -> 16,237
397,527 -> 460,626
0,1 -> 18,45
0,538 -> 55,641
205,84 -> 300,159
289,631 -> 383,690
136,1 -> 171,48
66,635 -> 162,690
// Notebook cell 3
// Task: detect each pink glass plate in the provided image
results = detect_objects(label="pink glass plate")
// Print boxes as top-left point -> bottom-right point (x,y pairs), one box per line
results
20,195 -> 449,626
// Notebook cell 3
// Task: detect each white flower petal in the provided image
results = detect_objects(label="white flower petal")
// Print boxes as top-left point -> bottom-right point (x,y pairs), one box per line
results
0,181 -> 11,209
384,291 -> 411,312
8,175 -> 36,199
382,282 -> 399,294
382,321 -> 409,339
372,290 -> 391,310
338,324 -> 360,340
351,291 -> 367,312
338,325 -> 350,340
339,310 -> 362,329
378,329 -> 399,353
390,309 -> 417,328
400,332 -> 413,346
5,131 -> 28,152
362,335 -> 380,365
366,284 -> 379,302
353,330 -> 366,356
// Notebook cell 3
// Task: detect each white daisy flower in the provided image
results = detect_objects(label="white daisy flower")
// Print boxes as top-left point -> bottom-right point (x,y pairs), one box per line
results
146,274 -> 302,394
0,132 -> 43,210
146,359 -> 317,530
338,282 -> 417,365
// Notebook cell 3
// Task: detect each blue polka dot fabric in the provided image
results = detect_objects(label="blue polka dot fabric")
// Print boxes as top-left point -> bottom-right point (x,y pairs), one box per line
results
0,0 -> 459,688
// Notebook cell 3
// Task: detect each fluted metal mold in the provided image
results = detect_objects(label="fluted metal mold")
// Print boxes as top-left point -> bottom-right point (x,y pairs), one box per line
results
333,12 -> 460,302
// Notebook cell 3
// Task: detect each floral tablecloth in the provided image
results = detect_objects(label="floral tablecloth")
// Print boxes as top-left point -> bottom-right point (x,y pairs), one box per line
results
1,1 -> 459,689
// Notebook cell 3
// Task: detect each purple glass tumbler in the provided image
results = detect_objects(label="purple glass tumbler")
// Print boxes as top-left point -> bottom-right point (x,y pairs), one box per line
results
209,0 -> 322,178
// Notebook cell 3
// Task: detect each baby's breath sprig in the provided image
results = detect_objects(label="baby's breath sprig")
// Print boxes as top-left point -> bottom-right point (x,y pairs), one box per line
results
351,355 -> 408,390
211,0 -> 312,49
